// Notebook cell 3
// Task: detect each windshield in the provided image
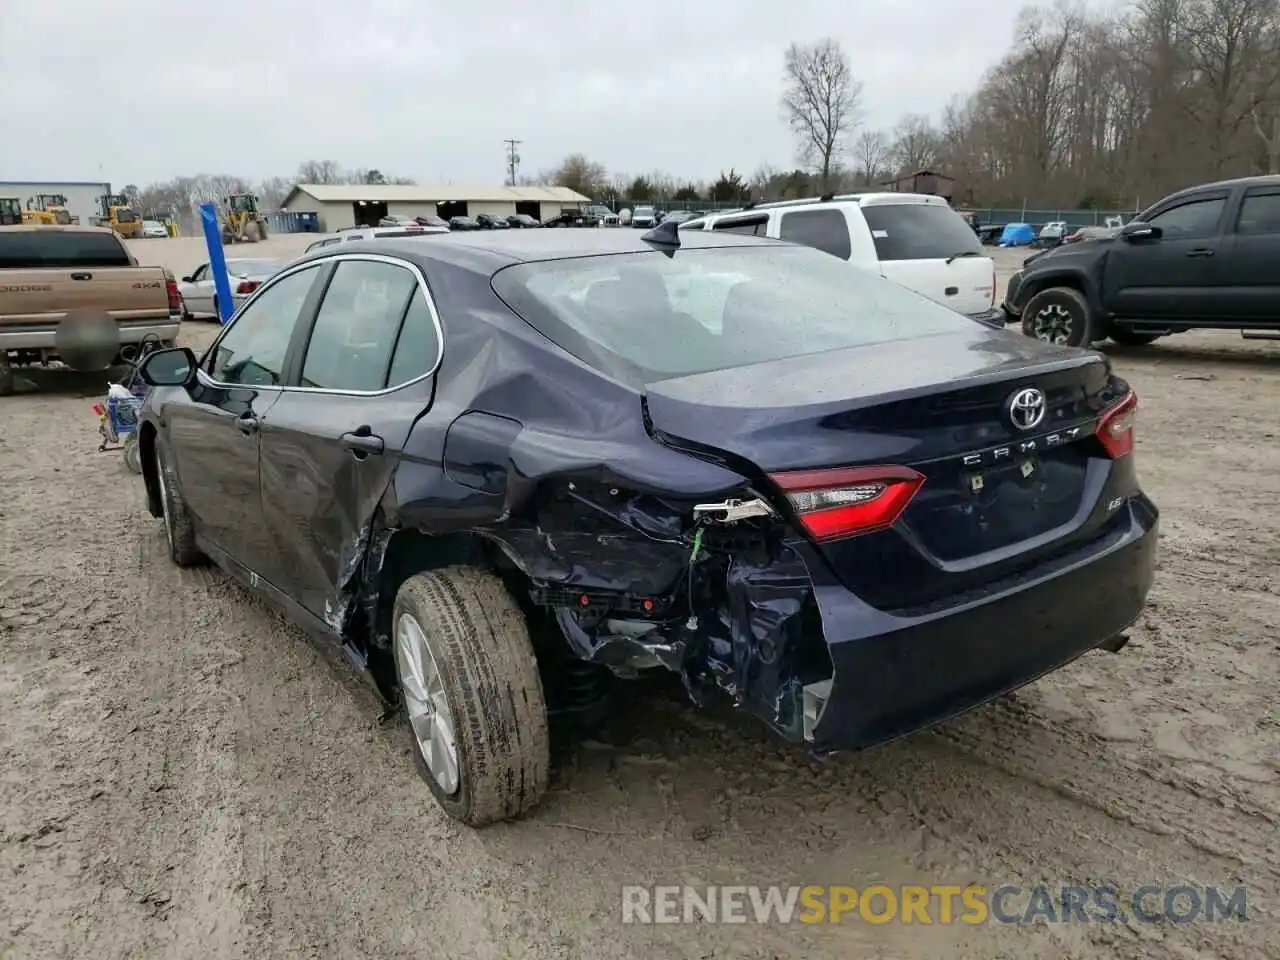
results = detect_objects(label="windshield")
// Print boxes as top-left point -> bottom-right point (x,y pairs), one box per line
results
859,203 -> 982,261
635,206 -> 654,216
492,245 -> 975,388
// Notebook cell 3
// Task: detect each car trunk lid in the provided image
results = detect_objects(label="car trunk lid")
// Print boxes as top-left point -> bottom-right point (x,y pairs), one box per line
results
643,331 -> 1128,608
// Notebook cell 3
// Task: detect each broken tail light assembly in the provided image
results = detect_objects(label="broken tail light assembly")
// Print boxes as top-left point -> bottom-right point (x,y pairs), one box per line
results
769,465 -> 926,542
235,280 -> 261,296
1096,391 -> 1137,459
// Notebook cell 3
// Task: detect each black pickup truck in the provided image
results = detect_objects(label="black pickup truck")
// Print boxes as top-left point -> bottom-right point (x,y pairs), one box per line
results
1003,175 -> 1280,347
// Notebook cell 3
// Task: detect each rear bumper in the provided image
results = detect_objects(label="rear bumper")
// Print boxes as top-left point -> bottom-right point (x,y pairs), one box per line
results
805,496 -> 1158,753
0,318 -> 181,351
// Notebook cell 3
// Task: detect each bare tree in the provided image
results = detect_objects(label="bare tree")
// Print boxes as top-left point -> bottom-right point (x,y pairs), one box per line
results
889,114 -> 939,174
541,154 -> 609,196
853,130 -> 888,185
296,160 -> 345,184
781,39 -> 863,190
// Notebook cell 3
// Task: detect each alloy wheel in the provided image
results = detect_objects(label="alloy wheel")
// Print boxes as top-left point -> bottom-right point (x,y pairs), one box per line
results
156,453 -> 174,552
1032,304 -> 1075,345
395,611 -> 460,795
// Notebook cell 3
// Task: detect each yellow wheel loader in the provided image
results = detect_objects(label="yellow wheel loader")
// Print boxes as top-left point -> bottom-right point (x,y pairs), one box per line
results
98,194 -> 142,238
219,194 -> 269,243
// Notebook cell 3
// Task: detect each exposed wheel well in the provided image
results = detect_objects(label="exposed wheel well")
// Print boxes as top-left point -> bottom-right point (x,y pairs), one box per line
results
1021,275 -> 1087,308
138,423 -> 162,517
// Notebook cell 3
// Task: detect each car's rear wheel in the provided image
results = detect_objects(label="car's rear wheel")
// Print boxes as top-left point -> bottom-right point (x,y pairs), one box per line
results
392,566 -> 549,827
1022,286 -> 1095,347
0,356 -> 13,397
155,440 -> 203,566
1108,327 -> 1162,346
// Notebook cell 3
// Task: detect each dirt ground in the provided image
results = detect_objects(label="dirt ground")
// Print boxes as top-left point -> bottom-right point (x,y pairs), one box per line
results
1,236 -> 1277,959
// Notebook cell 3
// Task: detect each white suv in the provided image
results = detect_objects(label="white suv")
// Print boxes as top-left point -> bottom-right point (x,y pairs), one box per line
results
681,194 -> 1000,323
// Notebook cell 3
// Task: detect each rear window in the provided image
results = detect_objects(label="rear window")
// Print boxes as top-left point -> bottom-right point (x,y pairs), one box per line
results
860,203 -> 982,261
491,245 -> 973,388
0,231 -> 131,268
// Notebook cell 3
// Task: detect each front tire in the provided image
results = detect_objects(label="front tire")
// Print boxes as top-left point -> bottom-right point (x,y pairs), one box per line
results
154,440 -> 203,566
392,567 -> 549,827
1022,286 -> 1095,347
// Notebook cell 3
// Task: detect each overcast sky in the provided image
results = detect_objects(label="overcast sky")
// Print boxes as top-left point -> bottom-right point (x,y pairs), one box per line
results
3,0 -> 1043,188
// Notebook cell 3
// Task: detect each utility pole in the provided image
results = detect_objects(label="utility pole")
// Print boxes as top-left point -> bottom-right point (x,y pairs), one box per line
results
504,139 -> 522,186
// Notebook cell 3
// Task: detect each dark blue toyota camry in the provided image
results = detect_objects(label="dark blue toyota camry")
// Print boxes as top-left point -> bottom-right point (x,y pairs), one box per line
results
135,224 -> 1158,826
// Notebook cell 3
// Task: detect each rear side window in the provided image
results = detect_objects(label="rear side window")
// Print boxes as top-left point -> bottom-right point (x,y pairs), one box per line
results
301,260 -> 419,391
0,231 -> 132,268
860,204 -> 982,261
711,216 -> 768,236
778,209 -> 852,260
1235,191 -> 1280,235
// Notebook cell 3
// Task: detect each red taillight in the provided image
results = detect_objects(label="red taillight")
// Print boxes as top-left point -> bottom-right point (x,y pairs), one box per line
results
165,277 -> 181,313
1097,391 -> 1138,458
769,465 -> 925,541
236,280 -> 260,295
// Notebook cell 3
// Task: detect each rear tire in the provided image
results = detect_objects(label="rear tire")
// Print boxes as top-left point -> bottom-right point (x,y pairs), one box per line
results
1022,286 -> 1095,347
392,567 -> 549,827
0,357 -> 13,397
1108,327 -> 1161,346
155,439 -> 203,567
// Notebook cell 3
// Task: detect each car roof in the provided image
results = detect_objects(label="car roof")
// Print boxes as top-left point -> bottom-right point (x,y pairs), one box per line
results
298,226 -> 783,274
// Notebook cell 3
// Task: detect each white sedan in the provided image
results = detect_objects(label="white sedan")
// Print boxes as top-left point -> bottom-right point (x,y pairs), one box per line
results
140,220 -> 168,238
177,257 -> 283,320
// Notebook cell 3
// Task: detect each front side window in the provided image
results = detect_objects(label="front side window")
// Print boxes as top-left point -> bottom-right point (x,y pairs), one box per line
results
208,266 -> 320,386
1147,197 -> 1227,238
300,260 -> 418,391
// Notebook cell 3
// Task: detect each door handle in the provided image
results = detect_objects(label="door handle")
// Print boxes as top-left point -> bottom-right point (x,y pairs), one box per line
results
70,272 -> 93,281
236,414 -> 259,435
1186,248 -> 1215,257
340,429 -> 384,456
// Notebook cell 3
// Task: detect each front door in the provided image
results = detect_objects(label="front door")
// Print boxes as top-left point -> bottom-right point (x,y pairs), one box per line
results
1214,186 -> 1280,325
167,263 -> 327,572
258,256 -> 442,624
1102,192 -> 1229,320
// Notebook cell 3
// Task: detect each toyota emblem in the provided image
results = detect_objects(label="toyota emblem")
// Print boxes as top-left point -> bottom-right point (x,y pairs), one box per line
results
1007,387 -> 1047,431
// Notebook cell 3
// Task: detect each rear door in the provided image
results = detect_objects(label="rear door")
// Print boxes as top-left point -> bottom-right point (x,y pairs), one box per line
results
856,198 -> 996,315
257,254 -> 442,624
1101,191 -> 1229,319
1214,185 -> 1280,324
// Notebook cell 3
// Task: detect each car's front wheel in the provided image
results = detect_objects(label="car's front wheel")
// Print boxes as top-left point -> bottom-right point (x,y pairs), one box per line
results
154,440 -> 203,566
392,567 -> 549,827
1021,286 -> 1095,347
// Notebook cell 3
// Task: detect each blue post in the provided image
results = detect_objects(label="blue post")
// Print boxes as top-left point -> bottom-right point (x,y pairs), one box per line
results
199,202 -> 236,325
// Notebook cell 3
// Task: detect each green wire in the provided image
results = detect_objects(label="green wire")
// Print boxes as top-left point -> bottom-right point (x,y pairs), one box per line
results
690,525 -> 705,564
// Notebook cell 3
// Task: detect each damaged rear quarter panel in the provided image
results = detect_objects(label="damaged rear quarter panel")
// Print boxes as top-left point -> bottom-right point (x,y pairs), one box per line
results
363,262 -> 830,741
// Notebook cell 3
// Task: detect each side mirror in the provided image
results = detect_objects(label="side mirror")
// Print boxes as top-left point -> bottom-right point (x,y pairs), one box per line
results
1120,221 -> 1161,242
138,346 -> 197,387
